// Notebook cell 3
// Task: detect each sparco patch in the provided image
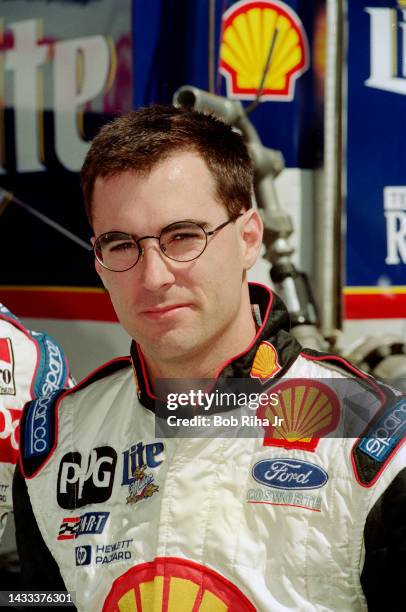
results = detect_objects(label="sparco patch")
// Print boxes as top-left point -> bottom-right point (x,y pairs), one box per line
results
30,333 -> 68,397
24,391 -> 60,458
353,397 -> 406,486
358,398 -> 406,463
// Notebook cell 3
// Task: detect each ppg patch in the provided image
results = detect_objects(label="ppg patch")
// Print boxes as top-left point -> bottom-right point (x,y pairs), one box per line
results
359,398 -> 406,462
0,338 -> 15,395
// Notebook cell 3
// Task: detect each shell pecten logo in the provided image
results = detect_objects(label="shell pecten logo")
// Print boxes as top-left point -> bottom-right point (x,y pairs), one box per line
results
257,379 -> 340,451
250,341 -> 281,382
103,557 -> 255,611
220,0 -> 309,100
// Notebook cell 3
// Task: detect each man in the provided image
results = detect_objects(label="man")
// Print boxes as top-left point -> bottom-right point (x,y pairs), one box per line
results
0,302 -> 73,541
14,106 -> 405,611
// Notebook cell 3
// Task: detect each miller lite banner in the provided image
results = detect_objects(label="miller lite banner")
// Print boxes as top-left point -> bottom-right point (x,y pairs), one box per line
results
345,0 -> 406,318
0,0 -> 323,320
0,0 -> 132,320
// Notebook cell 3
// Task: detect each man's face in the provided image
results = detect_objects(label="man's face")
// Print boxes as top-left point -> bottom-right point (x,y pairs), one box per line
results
91,151 -> 262,366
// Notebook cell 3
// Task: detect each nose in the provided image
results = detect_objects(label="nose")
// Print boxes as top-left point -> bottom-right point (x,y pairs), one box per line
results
137,240 -> 176,291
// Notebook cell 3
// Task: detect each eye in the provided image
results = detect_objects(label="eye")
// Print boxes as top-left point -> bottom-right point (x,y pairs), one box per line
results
109,241 -> 137,252
170,231 -> 201,242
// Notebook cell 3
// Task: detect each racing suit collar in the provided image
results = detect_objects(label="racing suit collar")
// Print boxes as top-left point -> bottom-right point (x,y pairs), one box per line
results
130,282 -> 302,412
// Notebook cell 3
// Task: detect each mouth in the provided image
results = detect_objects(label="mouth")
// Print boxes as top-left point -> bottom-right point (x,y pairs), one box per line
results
140,304 -> 193,320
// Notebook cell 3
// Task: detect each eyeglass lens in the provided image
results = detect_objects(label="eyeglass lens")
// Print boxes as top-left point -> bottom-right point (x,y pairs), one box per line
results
95,222 -> 208,271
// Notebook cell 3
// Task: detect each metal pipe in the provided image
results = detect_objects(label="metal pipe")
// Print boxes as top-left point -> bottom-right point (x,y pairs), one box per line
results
314,0 -> 343,339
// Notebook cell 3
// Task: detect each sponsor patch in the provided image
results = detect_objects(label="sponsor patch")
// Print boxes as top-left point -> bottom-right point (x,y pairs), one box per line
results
0,338 -> 15,395
102,557 -> 256,611
250,341 -> 281,383
75,539 -> 133,568
257,379 -> 340,451
57,511 -> 109,541
252,458 -> 328,490
95,538 -> 133,565
57,447 -> 117,509
126,465 -> 158,505
358,398 -> 406,462
31,332 -> 68,397
24,392 -> 60,458
121,441 -> 164,485
247,487 -> 322,511
75,545 -> 92,566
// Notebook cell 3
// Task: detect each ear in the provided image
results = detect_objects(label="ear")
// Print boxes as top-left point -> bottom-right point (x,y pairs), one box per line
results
239,209 -> 263,270
91,236 -> 109,291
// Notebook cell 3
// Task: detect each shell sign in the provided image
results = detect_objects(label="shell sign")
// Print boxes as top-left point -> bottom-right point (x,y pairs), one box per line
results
257,379 -> 340,451
250,341 -> 281,382
219,0 -> 309,100
103,557 -> 255,611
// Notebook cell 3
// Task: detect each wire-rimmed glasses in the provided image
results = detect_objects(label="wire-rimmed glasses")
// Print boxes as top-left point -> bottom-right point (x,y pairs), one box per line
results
93,215 -> 242,272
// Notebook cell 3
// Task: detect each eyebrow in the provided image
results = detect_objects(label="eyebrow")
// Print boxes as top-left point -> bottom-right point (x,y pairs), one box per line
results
104,219 -> 211,241
171,218 -> 210,229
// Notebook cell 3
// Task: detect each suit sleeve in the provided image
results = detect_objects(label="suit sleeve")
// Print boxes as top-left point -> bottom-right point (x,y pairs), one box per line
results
361,467 -> 406,611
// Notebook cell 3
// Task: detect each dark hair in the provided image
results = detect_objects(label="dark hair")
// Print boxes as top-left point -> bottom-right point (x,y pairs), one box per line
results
80,105 -> 253,225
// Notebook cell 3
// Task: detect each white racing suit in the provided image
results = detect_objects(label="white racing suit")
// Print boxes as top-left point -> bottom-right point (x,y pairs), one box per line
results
14,285 -> 406,611
0,302 -> 73,541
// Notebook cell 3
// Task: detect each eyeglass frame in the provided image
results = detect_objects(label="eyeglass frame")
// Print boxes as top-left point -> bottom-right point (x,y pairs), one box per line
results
93,213 -> 244,272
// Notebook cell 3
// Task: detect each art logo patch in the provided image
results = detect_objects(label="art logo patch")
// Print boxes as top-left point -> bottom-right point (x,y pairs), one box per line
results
57,511 -> 109,541
0,338 -> 15,395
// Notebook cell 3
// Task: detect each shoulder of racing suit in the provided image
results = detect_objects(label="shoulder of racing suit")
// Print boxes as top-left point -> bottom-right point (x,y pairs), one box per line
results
0,302 -> 73,398
301,347 -> 406,609
18,356 -> 131,479
301,347 -> 406,486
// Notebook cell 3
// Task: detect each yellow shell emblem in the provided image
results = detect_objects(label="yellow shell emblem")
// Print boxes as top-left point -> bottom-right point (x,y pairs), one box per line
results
220,0 -> 309,100
258,379 -> 340,451
250,341 -> 281,382
103,557 -> 255,611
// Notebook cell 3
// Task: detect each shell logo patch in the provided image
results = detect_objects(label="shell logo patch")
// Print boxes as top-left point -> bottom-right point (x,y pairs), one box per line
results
219,0 -> 309,100
103,557 -> 255,611
250,341 -> 281,382
257,379 -> 340,451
